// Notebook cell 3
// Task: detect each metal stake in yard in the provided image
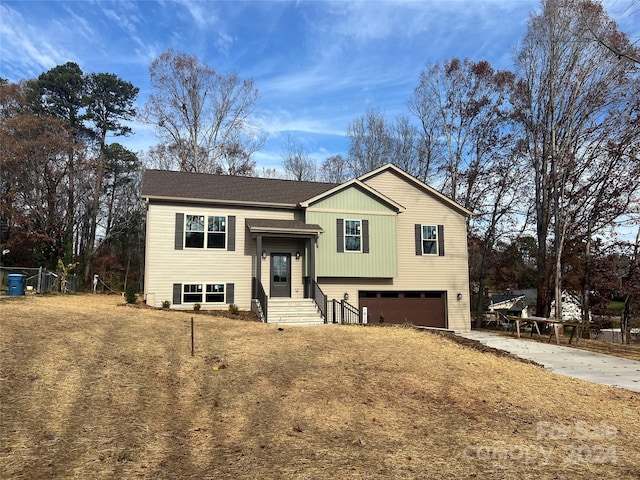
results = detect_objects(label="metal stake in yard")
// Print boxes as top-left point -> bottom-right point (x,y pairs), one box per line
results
191,317 -> 194,357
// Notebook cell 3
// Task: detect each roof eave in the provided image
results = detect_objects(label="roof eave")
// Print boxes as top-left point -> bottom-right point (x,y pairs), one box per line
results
142,194 -> 300,210
247,226 -> 324,236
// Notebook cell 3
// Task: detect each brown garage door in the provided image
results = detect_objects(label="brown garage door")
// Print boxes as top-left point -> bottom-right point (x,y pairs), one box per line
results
359,291 -> 447,328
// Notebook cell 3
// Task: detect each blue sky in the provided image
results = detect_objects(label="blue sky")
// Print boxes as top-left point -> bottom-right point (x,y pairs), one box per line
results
1,0 -> 637,172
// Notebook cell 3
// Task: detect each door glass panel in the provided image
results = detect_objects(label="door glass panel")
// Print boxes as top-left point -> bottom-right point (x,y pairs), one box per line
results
273,255 -> 288,283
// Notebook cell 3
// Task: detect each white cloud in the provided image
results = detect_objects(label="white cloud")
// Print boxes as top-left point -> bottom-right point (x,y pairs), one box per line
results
0,5 -> 73,80
174,0 -> 218,29
256,108 -> 346,137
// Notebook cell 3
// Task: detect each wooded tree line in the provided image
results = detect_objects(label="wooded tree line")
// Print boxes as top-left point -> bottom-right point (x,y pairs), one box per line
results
1,0 -> 638,339
0,63 -> 143,290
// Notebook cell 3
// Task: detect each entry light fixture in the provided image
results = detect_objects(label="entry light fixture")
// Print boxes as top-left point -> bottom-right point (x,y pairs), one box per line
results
295,251 -> 301,260
457,293 -> 463,301
344,292 -> 349,301
262,250 -> 267,260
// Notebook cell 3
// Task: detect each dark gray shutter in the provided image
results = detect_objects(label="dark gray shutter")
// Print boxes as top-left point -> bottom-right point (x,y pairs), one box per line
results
173,283 -> 182,305
226,283 -> 235,304
227,215 -> 236,251
175,213 -> 184,250
415,224 -> 422,255
362,220 -> 369,254
438,225 -> 445,256
337,218 -> 344,253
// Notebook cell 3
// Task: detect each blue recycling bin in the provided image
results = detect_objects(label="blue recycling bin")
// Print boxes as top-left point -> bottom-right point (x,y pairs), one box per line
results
7,274 -> 26,296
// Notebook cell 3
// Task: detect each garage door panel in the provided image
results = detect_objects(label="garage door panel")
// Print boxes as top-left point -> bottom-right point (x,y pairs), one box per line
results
359,291 -> 446,328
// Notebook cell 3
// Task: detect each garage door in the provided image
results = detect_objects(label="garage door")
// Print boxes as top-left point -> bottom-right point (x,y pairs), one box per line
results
359,291 -> 447,328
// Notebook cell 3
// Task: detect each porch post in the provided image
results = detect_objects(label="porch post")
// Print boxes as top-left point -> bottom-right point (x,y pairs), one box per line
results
256,234 -> 263,295
309,236 -> 316,282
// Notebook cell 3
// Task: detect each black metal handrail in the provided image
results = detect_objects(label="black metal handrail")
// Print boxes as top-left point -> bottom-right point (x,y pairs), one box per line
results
330,298 -> 361,324
253,277 -> 268,322
340,299 -> 361,324
311,278 -> 327,322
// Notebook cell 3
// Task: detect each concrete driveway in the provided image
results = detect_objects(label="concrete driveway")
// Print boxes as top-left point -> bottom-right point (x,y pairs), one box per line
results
458,330 -> 640,393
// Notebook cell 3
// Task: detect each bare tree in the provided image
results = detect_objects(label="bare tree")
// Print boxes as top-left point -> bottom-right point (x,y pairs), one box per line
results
142,48 -> 265,174
346,108 -> 393,177
513,0 -> 640,318
281,132 -> 316,181
409,58 -> 515,210
0,111 -> 75,267
621,226 -> 640,344
585,0 -> 640,65
388,115 -> 421,179
320,154 -> 349,183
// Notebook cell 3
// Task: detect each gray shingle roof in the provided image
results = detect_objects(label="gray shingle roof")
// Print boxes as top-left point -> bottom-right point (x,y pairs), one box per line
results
142,169 -> 339,206
245,218 -> 324,235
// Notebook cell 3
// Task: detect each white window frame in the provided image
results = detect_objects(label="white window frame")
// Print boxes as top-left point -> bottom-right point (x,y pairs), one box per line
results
184,214 -> 227,249
205,283 -> 225,303
183,283 -> 203,303
344,219 -> 362,252
185,215 -> 205,248
421,225 -> 438,255
207,216 -> 227,249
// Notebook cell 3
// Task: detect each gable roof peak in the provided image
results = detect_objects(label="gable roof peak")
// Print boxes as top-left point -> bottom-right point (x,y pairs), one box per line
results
359,163 -> 473,217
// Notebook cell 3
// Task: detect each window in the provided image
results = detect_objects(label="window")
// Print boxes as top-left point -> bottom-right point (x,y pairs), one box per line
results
184,215 -> 226,248
337,218 -> 369,253
207,216 -> 226,249
415,224 -> 444,256
183,284 -> 203,303
185,215 -> 205,248
345,220 -> 361,252
422,225 -> 438,255
206,284 -> 225,303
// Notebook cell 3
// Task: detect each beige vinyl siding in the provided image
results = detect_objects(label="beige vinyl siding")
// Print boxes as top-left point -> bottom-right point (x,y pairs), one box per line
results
350,169 -> 471,332
144,202 -> 298,310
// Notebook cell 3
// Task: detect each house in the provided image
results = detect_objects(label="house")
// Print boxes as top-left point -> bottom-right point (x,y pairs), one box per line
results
550,290 -> 587,322
141,163 -> 473,332
485,294 -> 529,318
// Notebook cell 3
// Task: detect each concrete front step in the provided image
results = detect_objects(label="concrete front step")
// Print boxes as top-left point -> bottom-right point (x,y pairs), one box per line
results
267,298 -> 324,325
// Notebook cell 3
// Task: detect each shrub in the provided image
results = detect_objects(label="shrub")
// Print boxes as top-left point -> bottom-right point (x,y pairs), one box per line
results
124,285 -> 137,304
228,303 -> 239,315
161,300 -> 171,309
193,303 -> 201,312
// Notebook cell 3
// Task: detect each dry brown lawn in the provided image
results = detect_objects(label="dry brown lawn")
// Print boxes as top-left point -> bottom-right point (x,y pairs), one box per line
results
1,294 -> 639,480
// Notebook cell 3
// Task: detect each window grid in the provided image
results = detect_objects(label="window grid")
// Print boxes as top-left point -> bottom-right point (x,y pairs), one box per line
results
422,225 -> 438,255
185,214 -> 227,249
185,215 -> 205,248
206,283 -> 225,303
344,219 -> 362,252
183,283 -> 203,303
207,216 -> 226,249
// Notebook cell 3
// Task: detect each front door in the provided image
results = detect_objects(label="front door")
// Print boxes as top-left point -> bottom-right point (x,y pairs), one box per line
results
270,253 -> 291,297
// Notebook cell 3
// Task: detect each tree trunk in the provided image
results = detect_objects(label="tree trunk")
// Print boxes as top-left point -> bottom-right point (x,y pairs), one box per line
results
84,129 -> 109,283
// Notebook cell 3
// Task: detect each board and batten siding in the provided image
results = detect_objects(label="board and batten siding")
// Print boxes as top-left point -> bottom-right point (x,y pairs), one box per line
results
306,185 -> 398,278
144,202 -> 298,310
308,185 -> 395,212
356,169 -> 471,332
